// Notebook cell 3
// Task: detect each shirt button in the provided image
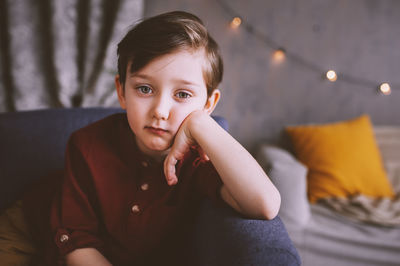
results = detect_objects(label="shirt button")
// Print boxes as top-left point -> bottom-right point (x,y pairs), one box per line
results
131,204 -> 140,213
60,234 -> 69,243
140,183 -> 149,191
141,161 -> 148,167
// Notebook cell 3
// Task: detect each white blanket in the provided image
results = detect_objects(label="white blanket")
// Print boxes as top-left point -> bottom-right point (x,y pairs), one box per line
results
320,194 -> 400,226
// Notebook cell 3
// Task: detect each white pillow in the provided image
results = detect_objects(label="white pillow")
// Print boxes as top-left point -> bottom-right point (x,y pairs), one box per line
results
256,145 -> 310,228
374,126 -> 400,194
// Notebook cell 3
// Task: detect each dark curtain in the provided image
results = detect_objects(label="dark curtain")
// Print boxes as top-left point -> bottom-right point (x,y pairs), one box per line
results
0,0 -> 143,112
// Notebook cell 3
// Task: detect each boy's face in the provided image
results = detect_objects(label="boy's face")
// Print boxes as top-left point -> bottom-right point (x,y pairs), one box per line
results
116,49 -> 220,158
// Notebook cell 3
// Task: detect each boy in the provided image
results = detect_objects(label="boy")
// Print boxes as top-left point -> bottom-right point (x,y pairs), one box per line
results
48,11 -> 280,265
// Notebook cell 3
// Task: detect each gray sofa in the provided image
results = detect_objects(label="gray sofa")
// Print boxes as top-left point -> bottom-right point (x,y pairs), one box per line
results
256,126 -> 400,266
0,107 -> 300,266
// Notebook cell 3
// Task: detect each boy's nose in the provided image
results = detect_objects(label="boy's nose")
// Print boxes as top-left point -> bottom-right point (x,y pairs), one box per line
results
152,96 -> 171,120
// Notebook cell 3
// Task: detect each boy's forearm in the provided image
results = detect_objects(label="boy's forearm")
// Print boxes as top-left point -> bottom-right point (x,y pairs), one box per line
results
189,112 -> 281,219
66,248 -> 112,266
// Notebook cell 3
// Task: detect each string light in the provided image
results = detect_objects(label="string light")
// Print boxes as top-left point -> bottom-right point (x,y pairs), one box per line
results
230,17 -> 242,29
326,70 -> 337,82
272,48 -> 286,63
218,0 -> 399,95
379,83 -> 391,95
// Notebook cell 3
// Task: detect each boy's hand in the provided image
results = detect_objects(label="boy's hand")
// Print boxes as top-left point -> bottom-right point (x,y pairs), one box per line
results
163,111 -> 208,185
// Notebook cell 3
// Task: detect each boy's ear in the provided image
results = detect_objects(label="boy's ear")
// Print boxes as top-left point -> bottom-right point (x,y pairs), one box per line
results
115,75 -> 126,110
204,89 -> 221,115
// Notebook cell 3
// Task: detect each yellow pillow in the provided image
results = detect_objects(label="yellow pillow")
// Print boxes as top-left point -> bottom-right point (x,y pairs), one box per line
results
286,115 -> 394,203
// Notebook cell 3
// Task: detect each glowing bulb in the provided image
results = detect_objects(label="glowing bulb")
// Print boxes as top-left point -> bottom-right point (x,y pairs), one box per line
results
326,70 -> 337,82
379,83 -> 391,95
272,48 -> 286,63
230,17 -> 242,29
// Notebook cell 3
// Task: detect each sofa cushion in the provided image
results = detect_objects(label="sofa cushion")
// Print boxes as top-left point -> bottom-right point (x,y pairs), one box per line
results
285,115 -> 394,203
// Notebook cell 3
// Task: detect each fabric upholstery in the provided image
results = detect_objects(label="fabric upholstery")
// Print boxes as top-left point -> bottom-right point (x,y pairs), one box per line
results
192,199 -> 301,266
286,115 -> 394,203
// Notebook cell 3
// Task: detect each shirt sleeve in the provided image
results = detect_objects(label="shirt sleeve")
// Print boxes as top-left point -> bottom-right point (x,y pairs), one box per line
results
50,133 -> 105,257
193,160 -> 224,204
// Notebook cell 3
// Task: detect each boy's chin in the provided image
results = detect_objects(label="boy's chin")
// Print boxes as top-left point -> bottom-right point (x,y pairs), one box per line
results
136,139 -> 170,158
148,141 -> 172,152
144,144 -> 171,158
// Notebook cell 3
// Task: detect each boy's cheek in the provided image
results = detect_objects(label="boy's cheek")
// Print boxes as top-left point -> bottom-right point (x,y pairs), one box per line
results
179,111 -> 197,127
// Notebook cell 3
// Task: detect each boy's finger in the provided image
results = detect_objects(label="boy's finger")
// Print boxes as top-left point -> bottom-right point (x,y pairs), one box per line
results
164,156 -> 178,185
199,148 -> 209,161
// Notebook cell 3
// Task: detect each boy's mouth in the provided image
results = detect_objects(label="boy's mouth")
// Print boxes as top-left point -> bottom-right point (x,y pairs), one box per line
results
145,126 -> 169,136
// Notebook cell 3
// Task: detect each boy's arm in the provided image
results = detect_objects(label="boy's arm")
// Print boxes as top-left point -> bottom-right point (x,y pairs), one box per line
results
66,248 -> 112,266
164,111 -> 281,220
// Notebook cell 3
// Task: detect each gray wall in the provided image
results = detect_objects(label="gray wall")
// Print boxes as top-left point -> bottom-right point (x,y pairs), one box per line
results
144,0 -> 400,149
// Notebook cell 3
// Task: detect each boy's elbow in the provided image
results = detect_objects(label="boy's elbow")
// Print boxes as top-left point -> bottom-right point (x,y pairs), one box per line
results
260,191 -> 281,220
263,207 -> 279,220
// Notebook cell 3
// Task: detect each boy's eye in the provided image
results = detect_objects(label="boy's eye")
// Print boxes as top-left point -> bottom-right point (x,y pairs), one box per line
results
137,86 -> 152,94
176,91 -> 191,99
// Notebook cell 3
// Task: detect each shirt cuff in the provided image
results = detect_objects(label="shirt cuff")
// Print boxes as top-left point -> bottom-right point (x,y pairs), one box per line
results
54,228 -> 104,256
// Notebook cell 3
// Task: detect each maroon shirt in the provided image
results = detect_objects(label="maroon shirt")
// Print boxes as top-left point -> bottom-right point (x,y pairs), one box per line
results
44,113 -> 223,265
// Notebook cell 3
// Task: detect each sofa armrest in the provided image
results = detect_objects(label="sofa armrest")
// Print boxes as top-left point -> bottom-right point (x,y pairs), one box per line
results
191,199 -> 301,266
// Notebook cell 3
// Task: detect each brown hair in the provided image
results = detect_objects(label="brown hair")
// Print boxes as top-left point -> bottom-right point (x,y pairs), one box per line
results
117,11 -> 223,96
